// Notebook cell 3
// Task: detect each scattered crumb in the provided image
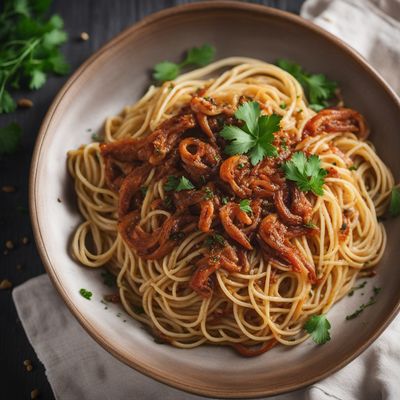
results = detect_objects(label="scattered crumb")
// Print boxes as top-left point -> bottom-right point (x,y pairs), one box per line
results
0,279 -> 12,289
17,98 -> 33,108
16,264 -> 23,270
31,388 -> 39,399
80,32 -> 89,41
26,365 -> 33,372
21,236 -> 29,245
5,240 -> 14,250
23,359 -> 32,367
1,185 -> 16,193
57,198 -> 62,203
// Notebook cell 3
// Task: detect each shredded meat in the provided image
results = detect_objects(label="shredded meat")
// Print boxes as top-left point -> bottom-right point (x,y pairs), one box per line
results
303,107 -> 369,139
179,137 -> 220,182
98,97 -> 370,308
258,214 -> 317,283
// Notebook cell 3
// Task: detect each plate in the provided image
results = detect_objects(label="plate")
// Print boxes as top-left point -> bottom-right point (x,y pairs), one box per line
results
30,2 -> 400,398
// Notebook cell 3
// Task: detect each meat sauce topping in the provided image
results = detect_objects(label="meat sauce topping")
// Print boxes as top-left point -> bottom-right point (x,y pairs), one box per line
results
100,96 -> 366,297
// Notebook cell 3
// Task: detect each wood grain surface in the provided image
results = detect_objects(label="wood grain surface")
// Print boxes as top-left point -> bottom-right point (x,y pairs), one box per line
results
0,1 -> 304,398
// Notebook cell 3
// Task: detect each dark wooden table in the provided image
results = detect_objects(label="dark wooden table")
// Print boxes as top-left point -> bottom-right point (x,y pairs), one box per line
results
0,1 -> 304,398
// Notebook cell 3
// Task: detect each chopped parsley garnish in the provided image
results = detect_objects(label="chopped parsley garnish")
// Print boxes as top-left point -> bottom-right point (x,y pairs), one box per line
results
349,164 -> 358,171
79,288 -> 92,300
348,281 -> 367,297
164,176 -> 195,192
340,222 -> 347,231
280,102 -> 287,109
276,59 -> 337,110
219,101 -> 281,166
304,221 -> 317,229
283,152 -> 327,196
101,270 -> 116,288
222,196 -> 229,205
239,199 -> 252,214
204,234 -> 225,248
304,314 -> 331,345
203,187 -> 214,200
91,133 -> 102,142
281,138 -> 288,150
389,187 -> 400,217
237,163 -> 244,169
0,2 -> 69,114
346,286 -> 382,320
153,44 -> 215,82
0,122 -> 22,155
140,186 -> 148,196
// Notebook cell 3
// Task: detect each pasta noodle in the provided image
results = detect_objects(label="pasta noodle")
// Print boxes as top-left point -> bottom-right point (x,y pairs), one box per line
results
67,58 -> 393,355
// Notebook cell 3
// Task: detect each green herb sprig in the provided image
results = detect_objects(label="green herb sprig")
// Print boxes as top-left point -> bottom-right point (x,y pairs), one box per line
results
219,101 -> 281,166
239,199 -> 252,214
283,151 -> 327,196
0,0 -> 70,114
153,44 -> 215,82
79,288 -> 92,300
164,176 -> 195,192
276,59 -> 337,111
304,314 -> 331,345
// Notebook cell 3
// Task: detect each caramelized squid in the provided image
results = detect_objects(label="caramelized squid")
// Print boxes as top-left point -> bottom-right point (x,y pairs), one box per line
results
303,107 -> 369,139
258,214 -> 317,283
179,138 -> 220,181
219,155 -> 252,198
190,244 -> 242,298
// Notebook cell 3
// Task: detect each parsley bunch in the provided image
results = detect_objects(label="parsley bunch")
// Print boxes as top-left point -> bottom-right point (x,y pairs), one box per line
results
0,0 -> 69,113
220,101 -> 281,166
276,59 -> 337,111
153,44 -> 215,82
304,314 -> 331,345
283,152 -> 327,196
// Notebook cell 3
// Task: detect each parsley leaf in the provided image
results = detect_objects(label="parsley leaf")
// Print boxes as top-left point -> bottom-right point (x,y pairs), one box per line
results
389,187 -> 400,217
153,44 -> 215,82
276,59 -> 337,110
0,122 -> 22,155
183,44 -> 215,67
304,314 -> 331,344
203,187 -> 214,200
79,288 -> 92,300
204,234 -> 225,248
220,101 -> 281,166
283,152 -> 327,196
153,61 -> 180,82
0,1 -> 69,114
239,199 -> 252,214
164,176 -> 195,192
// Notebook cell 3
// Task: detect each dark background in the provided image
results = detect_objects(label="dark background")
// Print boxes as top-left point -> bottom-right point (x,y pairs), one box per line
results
0,1 -> 304,398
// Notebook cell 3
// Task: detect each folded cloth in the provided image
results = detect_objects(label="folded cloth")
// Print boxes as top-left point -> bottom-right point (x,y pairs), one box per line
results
301,0 -> 400,93
13,1 -> 400,399
13,275 -> 400,400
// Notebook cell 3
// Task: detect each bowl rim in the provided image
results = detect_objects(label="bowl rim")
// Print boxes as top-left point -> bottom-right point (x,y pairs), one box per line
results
29,1 -> 400,398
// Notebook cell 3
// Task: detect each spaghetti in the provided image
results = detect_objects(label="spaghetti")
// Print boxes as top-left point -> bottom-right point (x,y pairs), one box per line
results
68,58 -> 393,355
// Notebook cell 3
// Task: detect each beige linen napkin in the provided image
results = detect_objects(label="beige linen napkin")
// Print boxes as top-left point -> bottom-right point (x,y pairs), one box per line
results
13,1 -> 400,399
